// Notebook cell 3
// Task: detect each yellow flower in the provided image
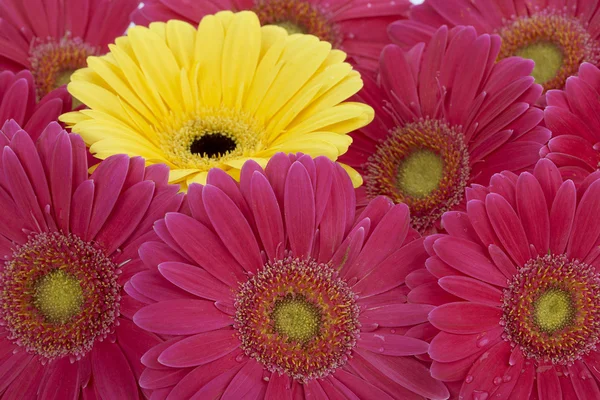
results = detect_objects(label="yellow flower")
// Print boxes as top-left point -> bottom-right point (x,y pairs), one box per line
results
60,11 -> 372,189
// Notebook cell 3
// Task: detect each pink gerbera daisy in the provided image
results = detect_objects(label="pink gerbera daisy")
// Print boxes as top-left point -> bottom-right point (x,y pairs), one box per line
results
0,120 -> 184,398
424,158 -> 600,399
129,153 -> 449,399
0,70 -> 71,141
0,0 -> 139,100
543,62 -> 600,184
131,0 -> 410,73
390,0 -> 600,93
340,26 -> 550,233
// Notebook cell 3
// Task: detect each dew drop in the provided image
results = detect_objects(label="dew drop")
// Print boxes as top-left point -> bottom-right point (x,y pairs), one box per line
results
477,337 -> 490,348
473,390 -> 489,400
503,375 -> 512,383
493,376 -> 503,385
465,375 -> 474,383
378,347 -> 385,353
236,354 -> 245,362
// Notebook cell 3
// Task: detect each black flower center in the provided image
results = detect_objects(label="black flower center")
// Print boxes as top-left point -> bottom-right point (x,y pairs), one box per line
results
190,133 -> 237,158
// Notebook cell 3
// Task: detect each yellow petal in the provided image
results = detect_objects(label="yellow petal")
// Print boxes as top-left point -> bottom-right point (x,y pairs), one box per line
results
166,20 -> 196,70
194,14 -> 225,107
339,163 -> 363,188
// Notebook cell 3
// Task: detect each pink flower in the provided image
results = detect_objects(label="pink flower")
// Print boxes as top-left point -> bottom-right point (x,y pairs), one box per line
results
131,0 -> 410,74
340,26 -> 550,233
129,153 -> 449,399
0,120 -> 183,398
543,62 -> 600,184
0,0 -> 139,99
0,70 -> 71,141
424,158 -> 600,399
390,0 -> 600,93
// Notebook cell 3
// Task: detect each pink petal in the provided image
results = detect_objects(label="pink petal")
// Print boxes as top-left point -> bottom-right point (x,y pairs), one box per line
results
2,356 -> 44,399
284,161 -> 316,258
69,180 -> 94,239
130,270 -> 194,302
249,171 -> 284,261
537,367 -> 561,400
332,370 -> 395,400
357,350 -> 450,400
438,276 -> 503,306
164,213 -> 245,286
567,179 -> 600,260
203,184 -> 263,273
159,328 -> 239,368
265,373 -> 293,400
485,193 -> 530,266
569,361 -> 600,400
361,303 -> 434,327
433,236 -> 507,286
37,356 -> 79,399
549,180 -> 576,254
429,302 -> 501,334
459,341 -> 512,400
158,261 -> 232,302
353,238 -> 427,298
91,340 -> 138,399
220,359 -> 266,400
358,332 -> 429,356
516,172 -> 550,254
190,363 -> 244,400
303,379 -> 329,400
134,300 -> 232,335
430,352 -> 485,382
139,367 -> 190,390
429,327 -> 504,363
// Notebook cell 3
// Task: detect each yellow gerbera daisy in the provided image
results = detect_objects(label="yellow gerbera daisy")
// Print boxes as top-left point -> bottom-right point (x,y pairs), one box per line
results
60,10 -> 373,188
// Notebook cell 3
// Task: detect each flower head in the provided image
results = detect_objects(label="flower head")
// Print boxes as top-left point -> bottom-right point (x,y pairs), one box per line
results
424,158 -> 600,399
341,26 -> 550,233
543,62 -> 600,184
390,0 -> 600,94
61,11 -> 373,190
0,120 -> 183,398
129,153 -> 449,399
0,0 -> 139,100
131,0 -> 411,74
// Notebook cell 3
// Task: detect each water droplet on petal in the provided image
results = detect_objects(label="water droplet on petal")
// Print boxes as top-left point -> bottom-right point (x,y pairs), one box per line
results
493,377 -> 502,385
378,347 -> 385,353
503,375 -> 512,382
477,337 -> 490,348
236,354 -> 245,362
465,375 -> 474,383
473,390 -> 489,400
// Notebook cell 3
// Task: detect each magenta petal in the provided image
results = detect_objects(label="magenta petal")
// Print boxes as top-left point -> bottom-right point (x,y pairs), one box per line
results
191,362 -> 245,400
220,359 -> 266,400
353,238 -> 427,298
550,181 -> 576,255
134,300 -> 232,335
429,327 -> 504,363
358,332 -> 429,356
159,261 -> 232,302
537,367 -> 561,400
164,212 -> 245,286
37,356 -> 79,399
429,302 -> 502,334
569,361 -> 600,400
345,204 -> 410,280
2,356 -> 44,399
361,303 -> 434,327
357,350 -> 450,400
249,171 -> 284,261
49,132 -> 73,232
433,236 -> 507,286
130,270 -> 194,302
303,379 -> 329,399
332,370 -> 395,400
567,180 -> 600,260
459,341 -> 512,400
516,172 -> 550,254
438,276 -> 503,306
168,350 -> 243,399
265,373 -> 293,400
91,340 -> 138,399
159,328 -> 239,368
203,184 -> 263,273
139,366 -> 190,390
69,180 -> 94,239
284,161 -> 316,258
485,193 -> 530,266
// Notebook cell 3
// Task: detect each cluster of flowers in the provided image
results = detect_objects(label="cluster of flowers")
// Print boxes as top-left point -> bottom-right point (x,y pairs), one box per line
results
2,0 -> 600,398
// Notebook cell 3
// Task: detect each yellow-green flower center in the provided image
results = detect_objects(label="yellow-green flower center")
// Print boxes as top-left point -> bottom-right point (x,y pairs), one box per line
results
497,12 -> 600,91
534,289 -> 573,333
273,21 -> 306,34
397,149 -> 444,198
516,42 -> 564,85
272,295 -> 321,342
34,269 -> 83,324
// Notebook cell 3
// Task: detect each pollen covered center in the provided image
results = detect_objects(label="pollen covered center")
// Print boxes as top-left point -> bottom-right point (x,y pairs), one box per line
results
34,269 -> 83,324
365,119 -> 470,233
516,42 -> 564,84
235,257 -> 360,382
272,295 -> 321,342
502,254 -> 600,364
397,149 -> 445,198
534,289 -> 573,333
498,12 -> 600,91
